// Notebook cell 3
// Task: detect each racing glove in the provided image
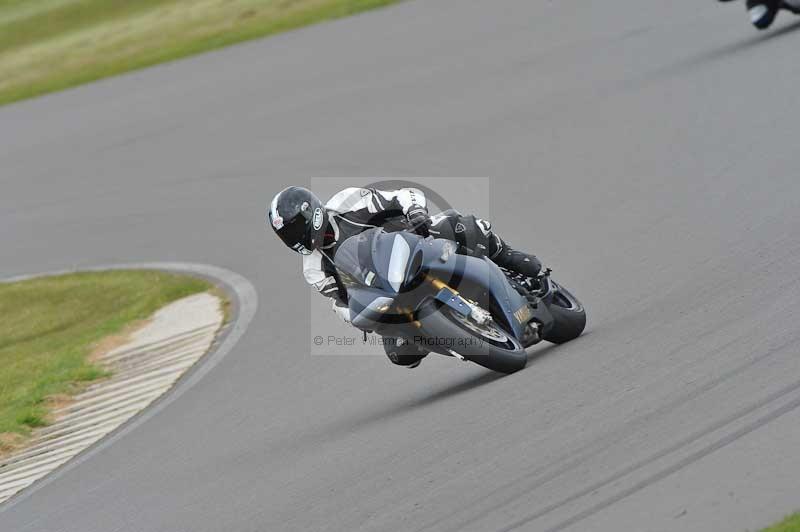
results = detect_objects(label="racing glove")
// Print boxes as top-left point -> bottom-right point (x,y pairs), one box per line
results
406,204 -> 431,237
331,299 -> 352,324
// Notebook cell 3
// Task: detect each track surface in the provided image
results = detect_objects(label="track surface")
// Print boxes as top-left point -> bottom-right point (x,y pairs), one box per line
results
2,1 -> 800,530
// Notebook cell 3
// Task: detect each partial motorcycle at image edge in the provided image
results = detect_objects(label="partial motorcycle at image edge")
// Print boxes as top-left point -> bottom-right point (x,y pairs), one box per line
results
335,226 -> 586,374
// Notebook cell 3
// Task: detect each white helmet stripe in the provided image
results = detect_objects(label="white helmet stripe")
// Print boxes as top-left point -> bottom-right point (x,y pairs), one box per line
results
270,189 -> 285,219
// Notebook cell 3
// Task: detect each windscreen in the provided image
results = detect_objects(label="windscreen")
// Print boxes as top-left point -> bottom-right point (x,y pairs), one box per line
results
334,228 -> 381,288
334,228 -> 410,291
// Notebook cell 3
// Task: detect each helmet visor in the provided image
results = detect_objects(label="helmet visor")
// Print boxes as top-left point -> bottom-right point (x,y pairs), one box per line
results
275,215 -> 311,253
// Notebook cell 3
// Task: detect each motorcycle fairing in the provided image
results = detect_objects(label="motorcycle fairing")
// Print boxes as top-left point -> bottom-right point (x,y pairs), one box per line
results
337,228 -> 554,340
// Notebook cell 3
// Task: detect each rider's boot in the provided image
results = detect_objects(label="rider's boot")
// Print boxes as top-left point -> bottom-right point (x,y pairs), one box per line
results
782,0 -> 800,14
492,240 -> 542,280
746,0 -> 781,28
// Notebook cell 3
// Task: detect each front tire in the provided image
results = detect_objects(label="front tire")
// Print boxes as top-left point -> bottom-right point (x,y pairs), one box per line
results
417,302 -> 528,374
542,284 -> 586,344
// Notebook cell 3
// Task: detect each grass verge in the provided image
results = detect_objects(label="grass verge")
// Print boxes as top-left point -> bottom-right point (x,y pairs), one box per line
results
0,0 -> 401,107
763,512 -> 800,532
0,270 -> 212,452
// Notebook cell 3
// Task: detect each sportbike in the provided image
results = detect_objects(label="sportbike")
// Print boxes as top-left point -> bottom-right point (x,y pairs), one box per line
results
335,225 -> 586,373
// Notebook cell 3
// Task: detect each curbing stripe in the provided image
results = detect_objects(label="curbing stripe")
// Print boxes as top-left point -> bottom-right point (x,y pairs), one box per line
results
96,324 -> 219,363
51,374 -> 180,415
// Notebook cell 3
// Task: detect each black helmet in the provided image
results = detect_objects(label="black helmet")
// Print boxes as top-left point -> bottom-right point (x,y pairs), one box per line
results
268,187 -> 326,254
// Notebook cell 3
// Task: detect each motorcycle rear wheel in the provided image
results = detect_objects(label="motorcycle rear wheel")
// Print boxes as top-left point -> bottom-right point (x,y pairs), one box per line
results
541,283 -> 586,344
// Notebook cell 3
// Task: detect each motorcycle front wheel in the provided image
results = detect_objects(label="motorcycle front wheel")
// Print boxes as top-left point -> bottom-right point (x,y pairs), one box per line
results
417,301 -> 528,374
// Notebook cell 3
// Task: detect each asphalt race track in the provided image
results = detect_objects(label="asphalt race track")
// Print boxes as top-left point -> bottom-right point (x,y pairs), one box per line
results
3,1 -> 800,530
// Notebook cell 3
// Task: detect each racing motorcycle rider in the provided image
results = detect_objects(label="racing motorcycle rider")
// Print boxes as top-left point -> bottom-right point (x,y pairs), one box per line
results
268,186 -> 542,369
718,0 -> 800,30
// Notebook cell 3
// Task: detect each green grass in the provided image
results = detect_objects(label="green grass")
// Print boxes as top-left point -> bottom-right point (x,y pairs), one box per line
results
0,0 -> 401,106
763,513 -> 800,532
0,270 -> 212,450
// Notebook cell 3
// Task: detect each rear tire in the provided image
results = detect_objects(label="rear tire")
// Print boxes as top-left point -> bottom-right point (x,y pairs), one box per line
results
417,302 -> 528,374
542,284 -> 586,344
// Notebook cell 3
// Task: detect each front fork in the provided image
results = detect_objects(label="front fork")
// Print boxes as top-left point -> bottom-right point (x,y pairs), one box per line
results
426,275 -> 490,324
418,272 -> 545,347
426,275 -> 538,347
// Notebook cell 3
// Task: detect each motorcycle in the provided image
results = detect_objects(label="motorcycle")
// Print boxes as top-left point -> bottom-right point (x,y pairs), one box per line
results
334,225 -> 586,374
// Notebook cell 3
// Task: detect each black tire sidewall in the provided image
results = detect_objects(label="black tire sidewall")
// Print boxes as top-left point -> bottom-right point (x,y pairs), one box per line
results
542,299 -> 586,344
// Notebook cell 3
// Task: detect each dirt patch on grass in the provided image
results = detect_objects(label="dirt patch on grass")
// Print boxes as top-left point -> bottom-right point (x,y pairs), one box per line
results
40,393 -> 77,424
88,317 -> 152,364
0,433 -> 25,456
